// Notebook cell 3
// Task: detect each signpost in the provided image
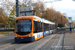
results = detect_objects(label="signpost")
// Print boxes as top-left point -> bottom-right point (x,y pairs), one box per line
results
16,0 -> 19,17
68,17 -> 72,23
68,17 -> 72,33
19,6 -> 36,16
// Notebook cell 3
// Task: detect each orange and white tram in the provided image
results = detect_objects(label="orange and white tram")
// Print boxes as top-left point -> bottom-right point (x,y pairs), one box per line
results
14,16 -> 55,42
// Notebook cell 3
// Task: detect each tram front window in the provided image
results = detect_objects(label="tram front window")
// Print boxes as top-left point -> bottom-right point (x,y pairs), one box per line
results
16,19 -> 32,35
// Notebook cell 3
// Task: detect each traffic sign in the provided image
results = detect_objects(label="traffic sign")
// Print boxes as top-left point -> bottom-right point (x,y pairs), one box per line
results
68,17 -> 72,23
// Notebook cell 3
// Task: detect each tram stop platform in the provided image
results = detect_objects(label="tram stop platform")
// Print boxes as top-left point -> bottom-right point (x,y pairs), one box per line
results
63,32 -> 75,50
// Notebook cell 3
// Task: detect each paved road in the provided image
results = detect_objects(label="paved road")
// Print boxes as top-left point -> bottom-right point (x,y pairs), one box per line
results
39,31 -> 64,50
72,30 -> 75,32
0,36 -> 15,46
63,33 -> 75,50
0,31 -> 65,50
0,36 -> 15,42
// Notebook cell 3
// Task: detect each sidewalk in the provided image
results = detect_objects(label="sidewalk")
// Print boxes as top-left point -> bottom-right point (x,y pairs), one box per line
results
63,33 -> 75,50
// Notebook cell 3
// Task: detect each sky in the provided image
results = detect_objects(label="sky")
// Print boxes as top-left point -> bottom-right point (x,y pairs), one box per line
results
0,0 -> 75,21
43,0 -> 75,21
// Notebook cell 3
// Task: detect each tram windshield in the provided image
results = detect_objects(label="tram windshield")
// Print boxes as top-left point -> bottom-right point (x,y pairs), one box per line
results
16,19 -> 32,35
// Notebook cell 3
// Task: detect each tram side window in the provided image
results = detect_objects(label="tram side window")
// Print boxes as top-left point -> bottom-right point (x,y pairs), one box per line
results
52,25 -> 53,29
44,23 -> 49,31
48,24 -> 50,30
54,25 -> 55,29
51,25 -> 52,30
53,25 -> 55,29
50,25 -> 52,30
52,25 -> 53,30
44,23 -> 46,31
46,24 -> 50,31
34,21 -> 42,33
52,25 -> 54,29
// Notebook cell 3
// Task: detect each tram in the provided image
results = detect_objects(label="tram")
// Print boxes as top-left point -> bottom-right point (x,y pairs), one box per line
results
14,16 -> 55,42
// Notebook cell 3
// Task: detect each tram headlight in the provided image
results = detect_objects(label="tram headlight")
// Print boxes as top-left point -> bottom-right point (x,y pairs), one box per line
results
29,34 -> 32,37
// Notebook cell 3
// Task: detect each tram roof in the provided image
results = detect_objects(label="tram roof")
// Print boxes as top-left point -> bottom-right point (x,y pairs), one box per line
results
16,16 -> 55,24
34,16 -> 55,24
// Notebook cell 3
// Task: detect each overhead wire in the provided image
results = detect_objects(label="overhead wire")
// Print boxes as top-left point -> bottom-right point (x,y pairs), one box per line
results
44,0 -> 61,12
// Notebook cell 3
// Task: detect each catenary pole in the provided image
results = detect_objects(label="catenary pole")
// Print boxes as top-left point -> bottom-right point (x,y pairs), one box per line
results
16,0 -> 19,17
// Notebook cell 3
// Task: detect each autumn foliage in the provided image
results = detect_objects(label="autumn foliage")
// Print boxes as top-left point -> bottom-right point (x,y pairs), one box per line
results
0,8 -> 8,27
42,8 -> 68,27
0,0 -> 72,27
32,1 -> 68,27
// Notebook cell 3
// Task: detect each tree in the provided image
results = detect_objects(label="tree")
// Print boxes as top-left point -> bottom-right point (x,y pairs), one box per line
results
1,0 -> 15,13
43,8 -> 68,27
0,8 -> 8,27
9,4 -> 26,28
57,24 -> 64,27
27,1 -> 45,17
21,0 -> 33,6
8,17 -> 15,28
1,0 -> 68,28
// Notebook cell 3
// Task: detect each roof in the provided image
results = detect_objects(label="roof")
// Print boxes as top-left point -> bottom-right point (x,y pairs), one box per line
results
34,16 -> 55,24
15,15 -> 55,24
